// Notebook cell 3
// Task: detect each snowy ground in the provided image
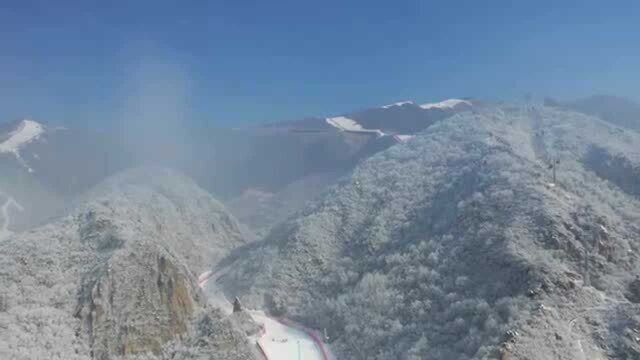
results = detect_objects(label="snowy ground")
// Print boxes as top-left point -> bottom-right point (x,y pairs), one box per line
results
250,311 -> 326,360
325,116 -> 384,137
382,101 -> 414,108
0,119 -> 44,173
0,120 -> 44,155
199,271 -> 331,360
420,98 -> 471,110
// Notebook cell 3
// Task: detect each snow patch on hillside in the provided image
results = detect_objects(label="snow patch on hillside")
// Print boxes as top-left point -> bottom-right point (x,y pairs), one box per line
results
420,98 -> 472,110
326,116 -> 384,136
326,116 -> 364,131
382,101 -> 414,108
0,120 -> 44,172
0,120 -> 44,154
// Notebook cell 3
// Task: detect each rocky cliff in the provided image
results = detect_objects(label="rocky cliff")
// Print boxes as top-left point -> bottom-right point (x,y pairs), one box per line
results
0,168 -> 256,360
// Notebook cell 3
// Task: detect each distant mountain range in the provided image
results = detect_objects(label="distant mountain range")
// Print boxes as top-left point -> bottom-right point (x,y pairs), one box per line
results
545,94 -> 640,131
1,95 -> 638,240
0,98 -> 477,238
1,95 -> 640,359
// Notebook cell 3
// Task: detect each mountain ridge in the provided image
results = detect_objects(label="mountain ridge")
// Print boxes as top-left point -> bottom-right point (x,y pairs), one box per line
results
0,167 -> 256,360
217,103 -> 640,359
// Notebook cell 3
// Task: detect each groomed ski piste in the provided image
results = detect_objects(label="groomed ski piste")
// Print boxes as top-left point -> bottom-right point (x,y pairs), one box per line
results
198,271 -> 333,360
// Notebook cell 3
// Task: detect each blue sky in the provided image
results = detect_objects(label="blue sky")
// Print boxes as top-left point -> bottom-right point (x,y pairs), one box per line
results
1,0 -> 639,126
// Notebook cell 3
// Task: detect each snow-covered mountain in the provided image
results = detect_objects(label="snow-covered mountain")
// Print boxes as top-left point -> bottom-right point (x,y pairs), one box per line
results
218,103 -> 640,359
0,99 -> 475,239
420,98 -> 473,110
0,119 -> 143,237
0,167 -> 256,360
2,96 -> 640,359
325,98 -> 475,136
221,98 -> 476,235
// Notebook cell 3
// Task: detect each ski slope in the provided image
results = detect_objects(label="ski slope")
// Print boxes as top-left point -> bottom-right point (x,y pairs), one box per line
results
199,271 -> 332,360
251,311 -> 328,360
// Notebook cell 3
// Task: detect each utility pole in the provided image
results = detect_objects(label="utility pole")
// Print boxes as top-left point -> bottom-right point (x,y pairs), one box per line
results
298,340 -> 301,360
583,225 -> 598,287
549,156 -> 560,184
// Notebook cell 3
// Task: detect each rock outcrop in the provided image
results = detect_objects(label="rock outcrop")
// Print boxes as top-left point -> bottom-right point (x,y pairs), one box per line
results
0,167 -> 255,360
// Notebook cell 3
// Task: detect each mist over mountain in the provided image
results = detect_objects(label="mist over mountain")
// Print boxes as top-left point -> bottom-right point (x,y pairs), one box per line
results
0,167 -> 256,360
545,95 -> 640,132
0,98 -> 473,239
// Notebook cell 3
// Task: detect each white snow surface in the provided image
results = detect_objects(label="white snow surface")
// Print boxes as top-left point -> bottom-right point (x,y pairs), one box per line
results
382,101 -> 414,108
420,98 -> 472,110
326,116 -> 365,132
326,116 -> 384,136
0,119 -> 44,155
0,119 -> 44,172
200,271 -> 330,360
251,311 -> 326,360
198,270 -> 213,288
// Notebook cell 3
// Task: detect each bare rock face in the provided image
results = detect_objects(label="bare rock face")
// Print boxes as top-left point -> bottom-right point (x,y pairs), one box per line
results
627,277 -> 640,304
77,244 -> 200,359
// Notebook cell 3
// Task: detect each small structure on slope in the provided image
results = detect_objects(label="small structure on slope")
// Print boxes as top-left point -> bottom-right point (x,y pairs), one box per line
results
233,296 -> 243,313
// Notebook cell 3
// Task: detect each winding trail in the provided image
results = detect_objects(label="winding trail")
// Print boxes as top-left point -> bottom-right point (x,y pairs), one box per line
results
559,292 -> 632,360
568,317 -> 587,360
0,192 -> 23,240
